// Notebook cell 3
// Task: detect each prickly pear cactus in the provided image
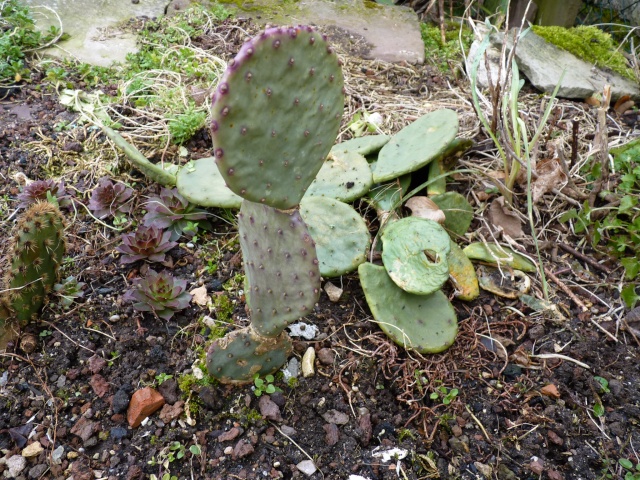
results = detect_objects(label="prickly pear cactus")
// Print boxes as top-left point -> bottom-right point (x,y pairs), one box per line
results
359,263 -> 458,354
0,201 -> 66,325
211,26 -> 344,210
206,327 -> 293,384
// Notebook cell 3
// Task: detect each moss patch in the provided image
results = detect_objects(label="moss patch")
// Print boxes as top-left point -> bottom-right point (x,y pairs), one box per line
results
532,25 -> 634,81
420,22 -> 474,73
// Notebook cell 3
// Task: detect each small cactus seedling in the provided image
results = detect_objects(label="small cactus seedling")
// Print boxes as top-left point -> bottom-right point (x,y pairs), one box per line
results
205,26 -> 344,384
0,201 -> 66,326
211,26 -> 344,210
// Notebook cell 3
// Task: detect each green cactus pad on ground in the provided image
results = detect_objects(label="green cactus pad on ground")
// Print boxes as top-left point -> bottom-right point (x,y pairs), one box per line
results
334,134 -> 390,157
206,326 -> 292,384
431,191 -> 474,237
304,149 -> 372,202
427,137 -> 474,196
381,217 -> 451,295
176,157 -> 242,208
238,200 -> 321,337
0,201 -> 66,325
371,109 -> 459,183
447,240 -> 479,301
299,197 -> 370,277
359,263 -> 458,354
463,242 -> 537,272
211,26 -> 344,210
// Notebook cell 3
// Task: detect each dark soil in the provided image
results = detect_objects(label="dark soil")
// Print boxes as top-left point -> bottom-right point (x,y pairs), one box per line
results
1,15 -> 639,480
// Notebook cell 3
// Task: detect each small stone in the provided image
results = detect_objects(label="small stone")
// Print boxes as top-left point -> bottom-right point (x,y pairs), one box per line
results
448,435 -> 469,454
224,446 -> 233,455
530,457 -> 544,475
218,427 -> 242,442
288,322 -> 318,340
22,441 -> 44,458
71,417 -> 100,442
52,445 -> 65,463
127,387 -> 165,428
67,451 -> 79,459
159,401 -> 185,423
112,388 -> 130,414
29,463 -> 49,478
158,378 -> 179,404
189,285 -> 209,306
88,354 -> 107,374
232,439 -> 254,459
280,425 -> 296,436
90,374 -> 110,398
451,425 -> 463,437
323,423 -> 339,446
540,384 -> 560,398
547,469 -> 564,480
497,463 -> 517,480
474,462 -> 493,479
6,455 -> 27,477
324,282 -> 343,302
608,379 -> 623,396
282,357 -> 300,381
317,348 -> 335,365
296,459 -> 318,476
259,395 -> 283,422
322,409 -> 349,425
358,413 -> 372,446
301,347 -> 315,377
528,324 -> 545,340
110,426 -> 129,441
547,430 -> 563,446
109,314 -> 120,322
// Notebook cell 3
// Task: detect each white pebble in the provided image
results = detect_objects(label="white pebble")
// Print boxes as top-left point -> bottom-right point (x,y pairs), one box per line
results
301,347 -> 315,378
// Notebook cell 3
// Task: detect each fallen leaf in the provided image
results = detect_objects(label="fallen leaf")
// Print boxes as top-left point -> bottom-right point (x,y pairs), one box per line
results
487,196 -> 523,238
540,384 -> 560,398
189,285 -> 209,307
584,96 -> 601,107
531,157 -> 567,203
614,95 -> 634,115
405,196 -> 445,224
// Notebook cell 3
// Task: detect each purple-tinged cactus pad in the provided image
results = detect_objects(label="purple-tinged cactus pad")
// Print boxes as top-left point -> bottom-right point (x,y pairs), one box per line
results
238,200 -> 321,337
206,326 -> 293,384
211,26 -> 344,210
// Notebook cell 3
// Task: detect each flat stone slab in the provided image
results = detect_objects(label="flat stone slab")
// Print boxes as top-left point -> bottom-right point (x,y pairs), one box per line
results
25,0 -> 167,66
496,30 -> 640,101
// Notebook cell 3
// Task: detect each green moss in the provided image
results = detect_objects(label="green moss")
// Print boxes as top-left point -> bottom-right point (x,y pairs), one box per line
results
532,25 -> 635,81
212,294 -> 234,324
420,22 -> 474,73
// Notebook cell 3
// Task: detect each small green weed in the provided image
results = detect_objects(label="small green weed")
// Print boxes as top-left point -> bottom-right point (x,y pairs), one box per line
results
168,107 -> 207,145
253,373 -> 281,397
620,458 -> 640,480
155,373 -> 173,385
430,385 -> 459,405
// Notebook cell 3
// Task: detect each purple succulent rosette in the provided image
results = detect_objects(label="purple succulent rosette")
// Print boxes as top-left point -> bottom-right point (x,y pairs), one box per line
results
124,269 -> 191,320
88,177 -> 134,219
142,188 -> 208,241
117,225 -> 177,264
17,179 -> 73,209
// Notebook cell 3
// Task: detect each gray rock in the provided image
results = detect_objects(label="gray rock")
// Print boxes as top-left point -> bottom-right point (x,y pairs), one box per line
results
296,459 -> 318,476
258,395 -> 283,422
158,378 -> 179,405
495,30 -> 640,101
608,379 -> 623,396
110,427 -> 129,441
6,455 -> 27,477
112,388 -> 130,414
322,409 -> 349,425
28,464 -> 48,479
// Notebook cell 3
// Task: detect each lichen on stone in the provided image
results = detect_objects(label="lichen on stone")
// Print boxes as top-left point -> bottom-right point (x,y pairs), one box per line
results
532,25 -> 635,81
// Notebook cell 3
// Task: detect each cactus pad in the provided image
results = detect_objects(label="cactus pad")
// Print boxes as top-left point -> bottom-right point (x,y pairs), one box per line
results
463,242 -> 537,272
371,109 -> 459,183
447,240 -> 479,301
206,326 -> 292,384
431,192 -> 474,237
305,149 -> 372,202
238,200 -> 321,337
211,26 -> 344,209
359,263 -> 458,354
1,202 -> 65,324
299,197 -> 370,277
334,134 -> 390,157
381,217 -> 451,295
176,157 -> 242,208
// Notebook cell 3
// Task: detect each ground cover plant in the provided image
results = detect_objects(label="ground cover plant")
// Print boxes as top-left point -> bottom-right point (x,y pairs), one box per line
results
0,1 -> 640,479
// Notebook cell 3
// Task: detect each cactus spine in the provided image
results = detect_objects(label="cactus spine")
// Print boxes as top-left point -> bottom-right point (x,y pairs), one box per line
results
205,26 -> 344,384
0,201 -> 66,327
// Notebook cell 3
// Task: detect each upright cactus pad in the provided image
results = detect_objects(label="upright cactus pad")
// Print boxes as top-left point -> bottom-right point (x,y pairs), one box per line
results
238,200 -> 321,337
211,26 -> 344,209
206,326 -> 293,384
0,202 -> 66,324
359,263 -> 458,354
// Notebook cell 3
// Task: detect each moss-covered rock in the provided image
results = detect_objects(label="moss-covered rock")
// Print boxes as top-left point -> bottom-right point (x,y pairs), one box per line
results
532,25 -> 634,81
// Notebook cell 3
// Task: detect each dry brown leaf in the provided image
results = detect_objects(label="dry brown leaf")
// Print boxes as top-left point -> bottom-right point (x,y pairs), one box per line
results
405,196 -> 446,224
487,196 -> 523,238
531,157 -> 567,203
613,95 -> 634,115
189,285 -> 209,306
584,96 -> 601,107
